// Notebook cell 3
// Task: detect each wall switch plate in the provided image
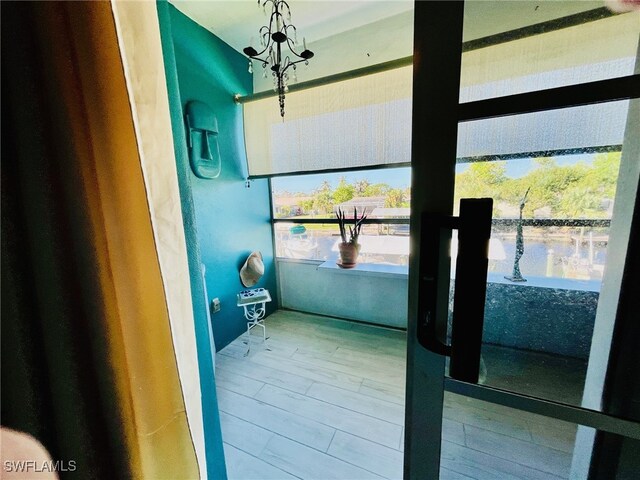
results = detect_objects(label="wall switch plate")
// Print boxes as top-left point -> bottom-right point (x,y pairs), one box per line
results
211,297 -> 221,313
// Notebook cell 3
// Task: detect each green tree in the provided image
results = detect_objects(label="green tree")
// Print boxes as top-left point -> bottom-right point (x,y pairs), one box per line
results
312,180 -> 333,215
557,152 -> 621,217
534,158 -> 556,169
454,161 -> 507,214
453,155 -> 621,219
402,187 -> 411,207
333,176 -> 355,204
363,183 -> 391,197
353,179 -> 371,196
558,186 -> 600,217
518,160 -> 588,217
299,198 -> 314,215
582,152 -> 621,200
385,188 -> 406,208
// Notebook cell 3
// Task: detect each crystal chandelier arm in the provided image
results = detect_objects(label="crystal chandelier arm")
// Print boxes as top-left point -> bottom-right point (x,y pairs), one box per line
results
281,56 -> 310,74
286,33 -> 314,61
260,0 -> 277,11
260,25 -> 271,46
244,26 -> 273,61
277,0 -> 292,17
284,46 -> 309,62
282,25 -> 305,59
281,56 -> 291,73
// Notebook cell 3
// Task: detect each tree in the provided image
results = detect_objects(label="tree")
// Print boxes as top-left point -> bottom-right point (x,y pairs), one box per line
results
363,183 -> 391,197
519,160 -> 588,217
284,206 -> 294,217
299,198 -> 314,215
534,158 -> 556,169
557,152 -> 621,218
454,161 -> 507,213
312,180 -> 333,214
333,176 -> 355,204
353,179 -> 370,196
582,152 -> 621,200
402,187 -> 411,208
453,155 -> 621,219
385,188 -> 405,208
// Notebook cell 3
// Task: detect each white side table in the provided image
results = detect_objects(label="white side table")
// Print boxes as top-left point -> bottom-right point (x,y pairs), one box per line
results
237,288 -> 272,355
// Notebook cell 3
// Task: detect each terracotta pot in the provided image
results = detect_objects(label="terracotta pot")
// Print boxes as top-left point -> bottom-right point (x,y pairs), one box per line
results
338,242 -> 360,265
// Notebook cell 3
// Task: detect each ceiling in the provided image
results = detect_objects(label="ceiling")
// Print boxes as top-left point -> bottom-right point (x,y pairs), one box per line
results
169,1 -> 606,92
170,0 -> 414,53
170,1 -> 604,51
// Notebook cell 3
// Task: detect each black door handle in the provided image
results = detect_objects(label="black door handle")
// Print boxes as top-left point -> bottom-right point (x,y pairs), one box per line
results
416,211 -> 457,356
417,198 -> 493,383
449,198 -> 493,383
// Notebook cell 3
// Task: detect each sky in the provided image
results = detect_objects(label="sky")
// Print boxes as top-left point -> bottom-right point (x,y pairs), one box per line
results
271,153 -> 597,195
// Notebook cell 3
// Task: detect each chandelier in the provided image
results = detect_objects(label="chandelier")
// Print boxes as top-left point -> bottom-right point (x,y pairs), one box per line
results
243,0 -> 314,118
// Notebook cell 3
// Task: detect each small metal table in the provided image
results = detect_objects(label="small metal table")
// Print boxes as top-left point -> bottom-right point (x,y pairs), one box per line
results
237,288 -> 272,354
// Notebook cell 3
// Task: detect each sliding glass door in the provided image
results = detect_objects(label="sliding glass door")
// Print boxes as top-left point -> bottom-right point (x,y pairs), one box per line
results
406,2 -> 640,478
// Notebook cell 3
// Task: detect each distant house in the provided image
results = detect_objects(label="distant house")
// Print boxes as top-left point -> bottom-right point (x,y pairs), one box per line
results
335,196 -> 386,217
274,195 -> 313,216
371,207 -> 411,219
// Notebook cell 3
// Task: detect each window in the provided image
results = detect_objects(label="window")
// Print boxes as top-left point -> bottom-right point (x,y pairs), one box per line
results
454,152 -> 620,282
251,9 -> 637,278
271,168 -> 411,265
271,147 -> 621,280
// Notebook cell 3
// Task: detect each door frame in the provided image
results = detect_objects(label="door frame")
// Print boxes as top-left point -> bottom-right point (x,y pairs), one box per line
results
404,1 -> 640,478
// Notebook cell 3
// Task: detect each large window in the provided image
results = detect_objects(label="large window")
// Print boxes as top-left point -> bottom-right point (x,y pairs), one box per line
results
272,150 -> 620,281
271,167 -> 411,265
454,152 -> 619,281
253,8 -> 637,280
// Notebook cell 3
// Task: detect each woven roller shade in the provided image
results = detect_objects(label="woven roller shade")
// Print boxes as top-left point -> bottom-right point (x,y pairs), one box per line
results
243,66 -> 413,176
242,12 -> 638,177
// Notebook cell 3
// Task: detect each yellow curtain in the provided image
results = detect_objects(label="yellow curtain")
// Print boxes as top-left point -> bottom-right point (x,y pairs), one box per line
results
2,2 -> 200,478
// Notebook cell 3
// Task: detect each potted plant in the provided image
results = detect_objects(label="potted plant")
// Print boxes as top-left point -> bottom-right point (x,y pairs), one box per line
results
336,207 -> 367,267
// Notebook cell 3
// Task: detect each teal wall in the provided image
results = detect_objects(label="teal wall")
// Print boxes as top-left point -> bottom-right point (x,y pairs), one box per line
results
158,3 -> 280,474
168,6 -> 278,352
156,2 -> 228,478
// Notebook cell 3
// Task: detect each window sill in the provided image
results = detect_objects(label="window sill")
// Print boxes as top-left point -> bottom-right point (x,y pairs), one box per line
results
277,258 -> 601,292
317,261 -> 408,279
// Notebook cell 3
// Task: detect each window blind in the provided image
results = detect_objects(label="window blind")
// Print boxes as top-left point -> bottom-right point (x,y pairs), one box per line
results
242,12 -> 639,177
243,66 -> 413,177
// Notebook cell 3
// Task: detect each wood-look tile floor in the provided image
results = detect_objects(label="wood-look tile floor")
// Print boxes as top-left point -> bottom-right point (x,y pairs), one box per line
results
216,310 -> 578,480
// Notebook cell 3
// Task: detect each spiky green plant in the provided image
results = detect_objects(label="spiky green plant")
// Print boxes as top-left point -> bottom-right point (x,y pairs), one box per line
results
336,207 -> 367,245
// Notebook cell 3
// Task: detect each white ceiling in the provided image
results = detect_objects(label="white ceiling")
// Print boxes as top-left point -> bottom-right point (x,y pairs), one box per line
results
170,1 -> 605,52
170,0 -> 414,52
169,1 -> 606,92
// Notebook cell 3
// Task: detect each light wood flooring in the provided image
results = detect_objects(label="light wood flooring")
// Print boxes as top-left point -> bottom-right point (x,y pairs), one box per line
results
216,310 -> 578,480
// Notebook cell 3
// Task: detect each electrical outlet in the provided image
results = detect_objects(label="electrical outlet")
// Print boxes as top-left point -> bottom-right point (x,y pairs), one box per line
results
211,297 -> 221,313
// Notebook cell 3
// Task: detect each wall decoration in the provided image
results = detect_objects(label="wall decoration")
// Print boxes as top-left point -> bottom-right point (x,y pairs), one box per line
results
185,100 -> 221,178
